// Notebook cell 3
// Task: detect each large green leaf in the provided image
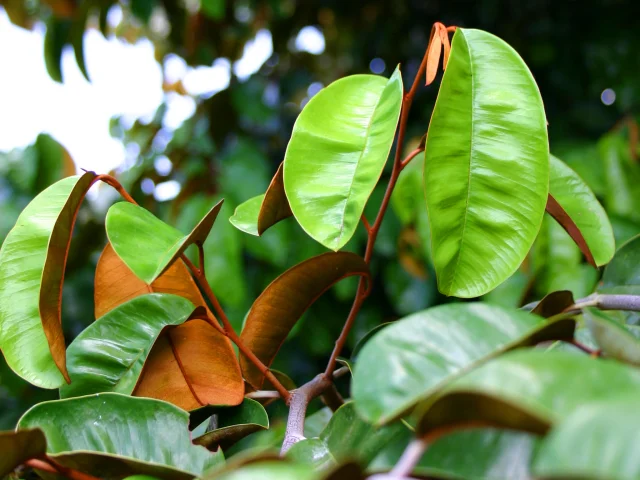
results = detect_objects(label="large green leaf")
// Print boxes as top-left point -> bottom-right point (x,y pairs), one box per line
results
0,173 -> 96,388
352,303 -> 574,424
287,403 -> 406,470
416,349 -> 640,435
106,200 -> 223,284
18,393 -> 223,478
548,154 -> 615,266
424,28 -> 549,297
0,429 -> 47,475
370,427 -> 539,480
194,399 -> 269,451
533,397 -> 640,480
60,294 -> 196,398
283,68 -> 403,250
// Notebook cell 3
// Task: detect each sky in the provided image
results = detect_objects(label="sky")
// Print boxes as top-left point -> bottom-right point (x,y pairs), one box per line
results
0,7 -> 326,179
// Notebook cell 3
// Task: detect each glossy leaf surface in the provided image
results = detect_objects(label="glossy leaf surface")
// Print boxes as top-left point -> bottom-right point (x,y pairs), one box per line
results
284,69 -> 403,250
424,28 -> 549,297
93,243 -> 244,409
416,350 -> 640,434
18,393 -> 222,477
0,429 -> 47,475
548,154 -> 615,266
230,195 -> 264,235
0,173 -> 95,388
534,398 -> 640,480
60,294 -> 195,398
287,403 -> 406,470
353,303 -> 574,424
106,199 -> 223,283
585,308 -> 640,365
240,252 -> 370,388
194,398 -> 269,451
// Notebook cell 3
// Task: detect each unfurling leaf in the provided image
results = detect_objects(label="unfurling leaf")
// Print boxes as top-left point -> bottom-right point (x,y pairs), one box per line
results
230,162 -> 292,236
0,429 -> 47,476
18,393 -> 223,478
547,154 -> 615,267
0,173 -> 96,388
284,68 -> 403,251
424,28 -> 549,297
240,252 -> 370,389
93,244 -> 244,410
106,199 -> 223,284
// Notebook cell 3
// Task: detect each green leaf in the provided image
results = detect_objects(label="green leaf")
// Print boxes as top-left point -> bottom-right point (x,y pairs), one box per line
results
230,195 -> 263,235
600,234 -> 640,294
352,303 -> 575,425
0,173 -> 96,388
599,132 -> 640,222
205,461 -> 316,480
194,399 -> 269,451
71,2 -> 90,81
416,349 -> 640,435
18,393 -> 223,478
284,68 -> 403,250
424,28 -> 549,297
584,308 -> 640,365
60,294 -> 196,398
0,429 -> 47,476
533,397 -> 640,480
287,403 -> 406,470
548,154 -> 615,266
106,199 -> 222,284
44,18 -> 71,83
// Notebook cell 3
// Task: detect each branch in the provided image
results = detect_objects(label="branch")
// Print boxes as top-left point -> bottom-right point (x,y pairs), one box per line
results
280,373 -> 332,454
387,438 -> 428,478
399,146 -> 425,169
568,293 -> 640,312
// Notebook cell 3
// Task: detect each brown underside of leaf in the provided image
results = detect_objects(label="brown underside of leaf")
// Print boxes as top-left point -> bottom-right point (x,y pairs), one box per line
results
532,290 -> 575,318
39,171 -> 97,384
425,23 -> 443,85
240,252 -> 370,389
258,162 -> 293,235
0,429 -> 47,476
95,243 -> 244,409
545,193 -> 597,268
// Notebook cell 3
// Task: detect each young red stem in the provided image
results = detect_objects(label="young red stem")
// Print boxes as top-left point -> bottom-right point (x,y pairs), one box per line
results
25,458 -> 101,480
400,146 -> 425,169
95,174 -> 138,204
325,40 -> 433,377
361,213 -> 372,233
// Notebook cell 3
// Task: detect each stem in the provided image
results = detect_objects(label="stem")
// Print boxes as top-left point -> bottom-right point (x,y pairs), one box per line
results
246,390 -> 281,400
399,146 -> 425,169
281,373 -> 332,454
25,458 -> 101,480
388,438 -> 428,478
321,383 -> 344,411
569,294 -> 640,312
325,40 -> 433,377
95,174 -> 138,204
570,339 -> 599,355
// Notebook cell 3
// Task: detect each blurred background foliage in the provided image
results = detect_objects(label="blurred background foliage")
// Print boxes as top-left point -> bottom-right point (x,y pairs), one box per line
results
1,0 -> 639,431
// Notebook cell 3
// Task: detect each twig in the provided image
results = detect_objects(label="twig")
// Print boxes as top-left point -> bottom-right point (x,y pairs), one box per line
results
567,293 -> 640,313
25,458 -> 101,480
281,373 -> 332,454
388,438 -> 428,478
321,383 -> 344,412
361,214 -> 372,233
399,147 -> 425,169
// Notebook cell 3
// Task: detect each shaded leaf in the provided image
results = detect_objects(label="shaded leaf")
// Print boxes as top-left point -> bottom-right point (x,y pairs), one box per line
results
0,173 -> 96,388
585,308 -> 640,365
352,303 -> 575,425
547,155 -> 615,267
599,132 -> 640,222
44,18 -> 71,83
106,199 -> 223,284
600,233 -> 640,295
194,398 -> 269,451
60,294 -> 196,398
0,429 -> 47,476
424,28 -> 549,297
240,252 -> 370,389
71,2 -> 90,81
205,460 -> 316,480
287,403 -> 406,470
230,195 -> 263,235
533,397 -> 640,480
531,290 -> 574,318
18,393 -> 223,478
351,323 -> 392,359
416,349 -> 640,435
93,243 -> 244,409
284,68 -> 403,250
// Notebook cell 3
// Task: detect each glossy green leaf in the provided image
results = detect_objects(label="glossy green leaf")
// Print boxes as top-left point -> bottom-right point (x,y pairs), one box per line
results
416,349 -> 640,435
60,294 -> 196,398
194,399 -> 269,451
370,427 -> 539,480
44,18 -> 71,83
0,173 -> 96,388
353,303 -> 574,424
534,397 -> 640,480
0,429 -> 47,476
284,68 -> 403,250
206,461 -> 316,480
424,28 -> 549,297
599,132 -> 640,222
287,403 -> 406,470
548,154 -> 614,266
230,195 -> 263,235
106,199 -> 222,284
584,308 -> 640,365
18,393 -> 223,478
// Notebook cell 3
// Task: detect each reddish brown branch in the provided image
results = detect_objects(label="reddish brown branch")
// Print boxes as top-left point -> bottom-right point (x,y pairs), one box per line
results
400,146 -> 425,169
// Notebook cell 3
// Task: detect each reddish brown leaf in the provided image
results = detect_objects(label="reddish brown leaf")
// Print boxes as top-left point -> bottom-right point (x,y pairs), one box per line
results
258,162 -> 292,235
425,23 -> 443,86
545,194 -> 597,268
94,243 -> 244,409
0,429 -> 47,476
439,24 -> 451,70
531,290 -> 575,318
240,252 -> 370,389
